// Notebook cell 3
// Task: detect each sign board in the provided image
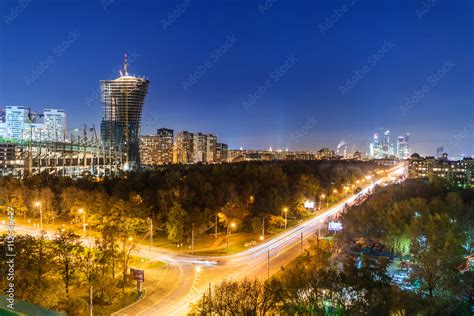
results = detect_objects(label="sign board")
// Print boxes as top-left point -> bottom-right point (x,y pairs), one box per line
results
304,201 -> 315,209
328,221 -> 342,232
130,268 -> 144,282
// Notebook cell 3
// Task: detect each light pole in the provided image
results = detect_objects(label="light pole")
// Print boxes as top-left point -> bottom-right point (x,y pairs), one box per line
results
215,213 -> 221,239
226,222 -> 235,254
148,217 -> 153,250
267,249 -> 270,279
332,189 -> 338,203
283,207 -> 288,230
191,223 -> 195,255
320,194 -> 326,209
34,201 -> 42,230
78,208 -> 86,237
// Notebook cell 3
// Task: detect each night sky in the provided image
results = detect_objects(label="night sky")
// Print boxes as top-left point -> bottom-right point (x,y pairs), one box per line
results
1,0 -> 472,156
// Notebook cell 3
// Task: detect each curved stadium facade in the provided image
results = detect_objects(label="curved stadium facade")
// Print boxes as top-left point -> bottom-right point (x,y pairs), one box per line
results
100,75 -> 149,169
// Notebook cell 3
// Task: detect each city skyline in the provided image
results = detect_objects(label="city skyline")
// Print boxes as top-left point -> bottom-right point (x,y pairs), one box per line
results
0,2 -> 472,314
1,1 -> 472,157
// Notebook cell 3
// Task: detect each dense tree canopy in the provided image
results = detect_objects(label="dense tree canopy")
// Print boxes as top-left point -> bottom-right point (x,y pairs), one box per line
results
0,161 -> 377,242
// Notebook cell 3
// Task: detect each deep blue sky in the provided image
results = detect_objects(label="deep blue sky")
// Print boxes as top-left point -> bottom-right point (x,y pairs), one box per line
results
1,0 -> 473,156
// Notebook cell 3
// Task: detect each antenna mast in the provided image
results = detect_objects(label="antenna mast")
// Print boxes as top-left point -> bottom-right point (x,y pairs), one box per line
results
124,53 -> 128,76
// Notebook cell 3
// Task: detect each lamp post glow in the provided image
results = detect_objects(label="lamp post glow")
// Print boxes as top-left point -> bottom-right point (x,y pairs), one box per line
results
283,207 -> 288,230
320,194 -> 327,208
34,201 -> 43,230
226,222 -> 236,254
78,208 -> 86,237
344,186 -> 349,197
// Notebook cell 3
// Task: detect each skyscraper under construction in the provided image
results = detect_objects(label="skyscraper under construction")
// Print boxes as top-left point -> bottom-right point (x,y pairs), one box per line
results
100,55 -> 150,169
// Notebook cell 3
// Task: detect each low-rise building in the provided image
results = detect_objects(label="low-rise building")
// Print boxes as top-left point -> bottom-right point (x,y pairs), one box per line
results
408,153 -> 474,188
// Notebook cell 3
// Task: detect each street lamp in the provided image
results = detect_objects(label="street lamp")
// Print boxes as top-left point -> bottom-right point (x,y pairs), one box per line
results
320,194 -> 327,208
283,207 -> 288,230
215,213 -> 222,239
34,201 -> 43,230
78,208 -> 86,237
226,222 -> 236,254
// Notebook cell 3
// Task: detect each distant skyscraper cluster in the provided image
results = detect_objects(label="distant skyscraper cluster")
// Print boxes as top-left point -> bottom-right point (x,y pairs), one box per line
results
0,106 -> 66,142
140,129 -> 228,165
369,130 -> 410,159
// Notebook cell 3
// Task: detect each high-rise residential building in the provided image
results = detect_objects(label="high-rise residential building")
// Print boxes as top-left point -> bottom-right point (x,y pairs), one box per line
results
44,109 -> 66,142
175,131 -> 223,164
4,106 -> 28,140
139,128 -> 174,166
192,132 -> 208,163
100,55 -> 149,169
140,135 -> 160,166
0,108 -> 5,123
176,131 -> 194,164
216,143 -> 228,162
206,134 -> 217,163
157,128 -> 174,164
0,106 -> 65,142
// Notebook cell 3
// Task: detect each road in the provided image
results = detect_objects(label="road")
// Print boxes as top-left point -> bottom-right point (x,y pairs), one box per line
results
8,165 -> 405,315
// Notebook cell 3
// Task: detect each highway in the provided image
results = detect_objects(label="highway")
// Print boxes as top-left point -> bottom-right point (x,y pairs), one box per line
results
7,165 -> 405,315
121,164 -> 405,315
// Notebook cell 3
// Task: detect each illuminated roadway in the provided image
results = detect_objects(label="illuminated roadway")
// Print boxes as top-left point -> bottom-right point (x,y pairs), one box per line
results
8,165 -> 405,315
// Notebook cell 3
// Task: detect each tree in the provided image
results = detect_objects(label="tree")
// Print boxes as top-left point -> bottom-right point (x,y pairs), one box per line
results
53,229 -> 84,296
408,213 -> 466,299
166,200 -> 188,242
119,237 -> 135,293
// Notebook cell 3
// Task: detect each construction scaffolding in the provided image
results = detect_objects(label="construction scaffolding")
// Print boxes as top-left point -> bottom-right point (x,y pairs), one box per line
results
100,54 -> 150,169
